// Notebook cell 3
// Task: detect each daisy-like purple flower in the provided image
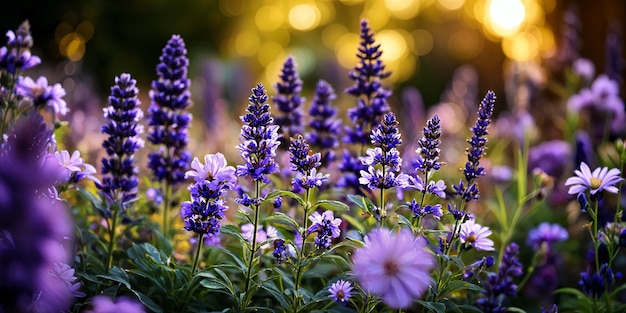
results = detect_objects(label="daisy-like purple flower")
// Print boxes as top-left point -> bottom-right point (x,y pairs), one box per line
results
0,20 -> 41,74
49,262 -> 86,298
352,228 -> 435,309
565,162 -> 623,196
459,219 -> 495,251
307,210 -> 341,249
527,222 -> 569,250
15,76 -> 68,117
186,153 -> 237,185
328,280 -> 353,305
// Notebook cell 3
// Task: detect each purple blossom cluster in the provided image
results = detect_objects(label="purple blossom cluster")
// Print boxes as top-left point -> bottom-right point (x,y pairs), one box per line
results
15,76 -> 68,118
147,35 -> 192,185
236,83 -> 280,184
273,56 -> 304,141
477,243 -> 523,312
0,20 -> 40,74
453,90 -> 496,202
306,80 -> 340,166
289,134 -> 329,191
567,74 -> 625,136
306,210 -> 341,250
96,73 -> 144,207
181,153 -> 236,236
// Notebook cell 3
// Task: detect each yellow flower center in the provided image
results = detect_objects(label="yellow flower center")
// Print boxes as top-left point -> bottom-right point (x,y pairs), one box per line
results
590,177 -> 603,189
467,234 -> 477,243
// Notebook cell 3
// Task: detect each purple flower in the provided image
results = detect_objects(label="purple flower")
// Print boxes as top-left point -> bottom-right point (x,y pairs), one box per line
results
15,76 -> 68,117
407,200 -> 443,220
572,58 -> 595,81
352,228 -> 434,309
528,140 -> 572,178
307,210 -> 341,249
240,223 -> 277,249
181,153 -> 236,236
289,134 -> 328,191
459,219 -> 495,251
49,262 -> 86,298
567,75 -> 625,135
96,73 -> 144,206
579,263 -> 614,297
463,256 -> 495,281
306,80 -> 340,166
414,115 -> 442,174
453,91 -> 496,202
87,296 -> 145,313
0,20 -> 41,74
328,280 -> 353,305
527,222 -> 569,250
565,162 -> 623,196
236,83 -> 280,183
272,238 -> 288,263
477,243 -> 523,312
147,35 -> 192,186
273,56 -> 304,141
344,19 -> 391,146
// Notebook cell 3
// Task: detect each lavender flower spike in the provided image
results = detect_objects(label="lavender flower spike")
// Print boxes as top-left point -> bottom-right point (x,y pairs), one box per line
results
453,90 -> 496,202
306,80 -> 340,166
414,115 -> 442,174
477,243 -> 523,312
97,73 -> 144,207
273,56 -> 304,142
236,83 -> 280,183
289,134 -> 329,191
0,20 -> 41,74
147,35 -> 192,186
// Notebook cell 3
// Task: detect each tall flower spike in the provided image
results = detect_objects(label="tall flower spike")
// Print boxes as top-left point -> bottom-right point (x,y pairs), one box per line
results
273,56 -> 304,143
147,35 -> 192,186
97,73 -> 144,207
344,19 -> 391,145
453,90 -> 496,202
236,83 -> 280,183
476,243 -> 523,312
0,20 -> 41,74
306,80 -> 340,166
289,134 -> 329,191
414,115 -> 442,174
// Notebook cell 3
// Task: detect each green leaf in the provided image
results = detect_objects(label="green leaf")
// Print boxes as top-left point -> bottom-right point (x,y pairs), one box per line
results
507,308 -> 528,313
132,290 -> 163,313
310,200 -> 350,212
259,281 -> 291,309
440,280 -> 483,296
456,304 -> 484,313
554,287 -> 588,299
221,224 -> 248,244
265,212 -> 300,231
97,266 -> 131,289
212,246 -> 247,271
347,194 -> 375,215
416,300 -> 445,313
265,190 -> 305,207
340,213 -> 366,234
397,214 -> 414,228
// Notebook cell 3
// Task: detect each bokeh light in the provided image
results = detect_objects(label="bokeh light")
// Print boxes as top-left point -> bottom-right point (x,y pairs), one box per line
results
438,0 -> 465,11
486,0 -> 526,37
289,3 -> 322,31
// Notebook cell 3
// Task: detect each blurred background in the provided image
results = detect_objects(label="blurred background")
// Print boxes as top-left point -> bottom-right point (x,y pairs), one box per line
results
1,0 -> 624,126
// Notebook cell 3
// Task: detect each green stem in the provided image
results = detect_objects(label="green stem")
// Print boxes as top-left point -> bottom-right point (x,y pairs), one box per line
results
191,234 -> 204,276
106,203 -> 120,271
162,179 -> 172,237
293,188 -> 311,313
243,180 -> 261,306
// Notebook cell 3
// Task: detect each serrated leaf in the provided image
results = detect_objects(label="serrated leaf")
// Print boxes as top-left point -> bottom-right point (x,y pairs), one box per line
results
310,200 -> 350,212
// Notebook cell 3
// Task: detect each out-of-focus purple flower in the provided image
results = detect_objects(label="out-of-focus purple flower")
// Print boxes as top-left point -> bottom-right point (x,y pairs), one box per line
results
352,228 -> 434,309
551,5 -> 581,69
87,296 -> 145,313
527,222 -> 569,250
289,134 -> 328,191
236,83 -> 280,184
604,27 -> 624,85
240,223 -> 278,250
477,243 -> 523,312
579,263 -> 614,297
337,149 -> 367,193
541,304 -> 559,313
528,140 -> 572,178
96,74 -> 144,206
307,210 -> 341,250
181,153 -> 236,236
574,130 -> 593,170
459,219 -> 495,251
147,35 -> 192,186
15,76 -> 68,117
49,262 -> 85,298
453,91 -> 496,202
272,196 -> 283,209
328,280 -> 353,305
565,162 -> 623,196
273,56 -> 304,142
0,114 -> 74,313
306,80 -> 340,166
567,74 -> 625,135
0,20 -> 41,74
146,187 -> 163,205
572,58 -> 595,82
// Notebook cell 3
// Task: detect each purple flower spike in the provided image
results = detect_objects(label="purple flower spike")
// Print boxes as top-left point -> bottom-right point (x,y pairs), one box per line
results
414,115 -> 442,174
477,243 -> 523,312
565,162 -> 623,196
453,90 -> 496,202
352,228 -> 435,309
328,280 -> 353,305
0,20 -> 41,74
147,35 -> 193,186
306,80 -> 340,166
236,83 -> 280,183
527,222 -> 569,250
97,73 -> 144,207
273,56 -> 304,142
289,134 -> 329,191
